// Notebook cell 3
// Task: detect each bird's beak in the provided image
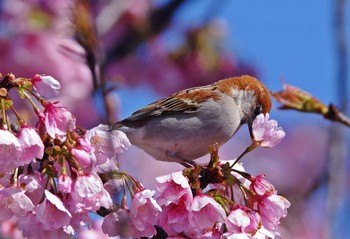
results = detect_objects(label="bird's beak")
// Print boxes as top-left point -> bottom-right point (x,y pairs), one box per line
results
248,116 -> 255,141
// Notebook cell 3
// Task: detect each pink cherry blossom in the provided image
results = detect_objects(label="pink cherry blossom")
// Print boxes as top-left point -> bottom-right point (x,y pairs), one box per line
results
156,171 -> 193,206
35,190 -> 72,230
199,223 -> 223,239
252,113 -> 285,147
155,173 -> 196,235
0,172 -> 12,188
18,172 -> 45,205
257,194 -> 291,231
94,157 -> 120,174
157,199 -> 192,236
30,74 -> 61,98
0,129 -> 22,170
70,148 -> 94,168
129,189 -> 162,238
78,220 -> 110,239
102,208 -> 131,238
0,187 -> 35,220
17,126 -> 44,163
0,218 -> 23,239
58,174 -> 73,194
224,206 -> 260,236
167,237 -> 188,239
85,124 -> 131,164
0,127 -> 43,171
188,194 -> 226,236
18,212 -> 73,239
74,173 -> 103,198
76,137 -> 94,152
69,173 -> 113,212
42,101 -> 76,138
249,175 -> 276,196
254,226 -> 276,239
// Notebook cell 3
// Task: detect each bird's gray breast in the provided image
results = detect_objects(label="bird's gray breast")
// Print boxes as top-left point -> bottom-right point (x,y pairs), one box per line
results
125,95 -> 241,160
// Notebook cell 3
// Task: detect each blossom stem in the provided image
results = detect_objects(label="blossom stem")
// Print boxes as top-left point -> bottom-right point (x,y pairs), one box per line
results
21,89 -> 41,115
70,156 -> 83,174
233,177 -> 254,207
0,98 -> 8,129
230,185 -> 235,203
238,184 -> 251,208
25,88 -> 41,101
11,167 -> 19,187
231,169 -> 252,180
9,104 -> 25,126
122,177 -> 131,206
231,141 -> 259,168
50,176 -> 58,195
125,173 -> 144,192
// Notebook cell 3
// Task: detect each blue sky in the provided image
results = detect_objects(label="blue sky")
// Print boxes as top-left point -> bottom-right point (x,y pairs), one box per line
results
119,0 -> 349,123
176,0 -> 338,99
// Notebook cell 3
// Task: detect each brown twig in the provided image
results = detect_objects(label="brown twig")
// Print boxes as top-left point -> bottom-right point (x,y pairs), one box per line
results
324,103 -> 350,127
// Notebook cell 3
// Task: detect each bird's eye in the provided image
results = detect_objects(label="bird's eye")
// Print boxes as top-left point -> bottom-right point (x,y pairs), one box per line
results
254,104 -> 263,116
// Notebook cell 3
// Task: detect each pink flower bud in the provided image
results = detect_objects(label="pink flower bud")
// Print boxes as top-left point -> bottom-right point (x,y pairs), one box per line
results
71,148 -> 92,168
31,75 -> 61,98
58,174 -> 73,194
17,126 -> 44,163
249,175 -> 276,196
252,113 -> 285,147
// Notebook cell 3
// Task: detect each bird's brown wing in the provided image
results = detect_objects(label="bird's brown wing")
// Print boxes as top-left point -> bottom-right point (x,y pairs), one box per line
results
117,84 -> 220,128
117,95 -> 198,128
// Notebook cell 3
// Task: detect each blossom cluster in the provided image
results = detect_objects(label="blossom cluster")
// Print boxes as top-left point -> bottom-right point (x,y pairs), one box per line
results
101,155 -> 290,238
99,112 -> 288,238
0,73 -> 289,238
0,73 -> 130,238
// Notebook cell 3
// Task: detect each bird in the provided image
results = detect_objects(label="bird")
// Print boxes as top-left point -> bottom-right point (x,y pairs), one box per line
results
115,75 -> 271,165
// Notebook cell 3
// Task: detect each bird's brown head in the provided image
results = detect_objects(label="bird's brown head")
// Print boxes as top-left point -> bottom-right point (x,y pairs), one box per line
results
217,75 -> 272,139
238,75 -> 271,115
218,75 -> 272,116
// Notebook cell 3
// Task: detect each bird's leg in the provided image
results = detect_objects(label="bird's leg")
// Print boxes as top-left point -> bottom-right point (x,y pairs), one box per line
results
180,160 -> 197,168
166,150 -> 197,168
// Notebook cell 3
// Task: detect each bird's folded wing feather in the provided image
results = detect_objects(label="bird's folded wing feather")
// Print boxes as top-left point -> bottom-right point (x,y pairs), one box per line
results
117,95 -> 198,127
117,85 -> 219,127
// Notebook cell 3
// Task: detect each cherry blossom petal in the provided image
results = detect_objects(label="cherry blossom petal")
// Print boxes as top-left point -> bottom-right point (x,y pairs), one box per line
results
252,113 -> 285,147
130,189 -> 161,237
258,194 -> 291,231
17,126 -> 44,163
188,195 -> 226,236
42,101 -> 76,138
31,74 -> 61,98
156,171 -> 193,206
0,129 -> 22,165
86,124 -> 131,163
58,174 -> 73,194
35,190 -> 72,230
0,187 -> 35,220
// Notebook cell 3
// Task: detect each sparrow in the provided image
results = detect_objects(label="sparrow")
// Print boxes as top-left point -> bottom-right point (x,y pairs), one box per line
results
115,75 -> 271,165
